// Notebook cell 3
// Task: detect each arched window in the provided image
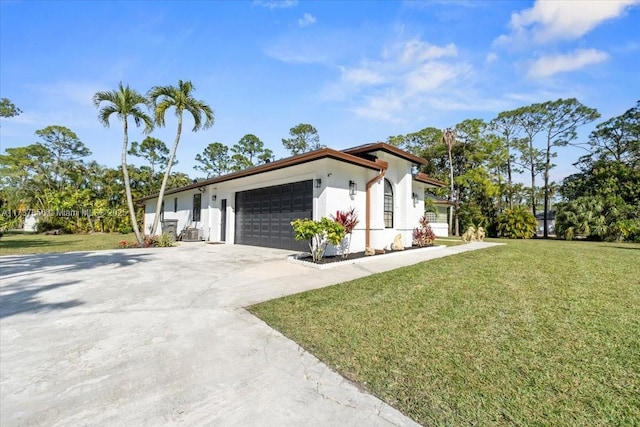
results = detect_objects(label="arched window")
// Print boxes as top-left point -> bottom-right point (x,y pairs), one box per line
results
384,179 -> 393,228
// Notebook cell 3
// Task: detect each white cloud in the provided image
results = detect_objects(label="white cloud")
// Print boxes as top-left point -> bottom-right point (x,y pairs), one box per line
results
264,42 -> 330,64
496,0 -> 640,46
391,39 -> 457,64
484,52 -> 498,64
352,90 -> 406,122
323,38 -> 472,122
405,61 -> 470,93
253,0 -> 297,9
298,13 -> 316,28
341,66 -> 386,85
527,48 -> 609,79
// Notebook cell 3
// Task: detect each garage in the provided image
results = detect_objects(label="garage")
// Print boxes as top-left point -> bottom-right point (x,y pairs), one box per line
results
235,180 -> 313,251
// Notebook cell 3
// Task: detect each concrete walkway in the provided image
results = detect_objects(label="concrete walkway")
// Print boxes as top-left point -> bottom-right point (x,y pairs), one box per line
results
0,242 -> 500,426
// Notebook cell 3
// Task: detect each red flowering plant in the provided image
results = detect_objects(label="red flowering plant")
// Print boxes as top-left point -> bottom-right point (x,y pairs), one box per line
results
330,207 -> 359,258
413,215 -> 436,247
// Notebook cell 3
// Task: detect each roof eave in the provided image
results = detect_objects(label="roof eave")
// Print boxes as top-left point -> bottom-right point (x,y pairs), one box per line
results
136,148 -> 384,202
343,142 -> 428,165
414,172 -> 446,187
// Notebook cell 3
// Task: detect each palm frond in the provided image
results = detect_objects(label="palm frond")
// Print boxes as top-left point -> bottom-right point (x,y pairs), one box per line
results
97,105 -> 118,127
148,80 -> 214,131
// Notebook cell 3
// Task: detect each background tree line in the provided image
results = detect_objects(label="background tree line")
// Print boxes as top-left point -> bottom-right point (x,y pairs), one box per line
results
1,88 -> 324,241
193,123 -> 323,178
388,98 -> 639,242
2,92 -> 638,242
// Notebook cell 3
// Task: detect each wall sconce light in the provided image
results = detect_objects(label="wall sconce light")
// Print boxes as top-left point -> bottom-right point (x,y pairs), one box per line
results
198,187 -> 205,193
315,178 -> 322,188
412,192 -> 419,206
212,194 -> 217,201
349,180 -> 357,196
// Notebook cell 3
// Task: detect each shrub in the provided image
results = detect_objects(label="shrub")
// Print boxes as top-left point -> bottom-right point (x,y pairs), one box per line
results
154,233 -> 176,247
117,233 -> 175,249
119,225 -> 133,234
36,220 -> 71,234
413,216 -> 436,247
496,206 -> 537,239
555,195 -> 640,242
330,207 -> 359,258
291,217 -> 345,262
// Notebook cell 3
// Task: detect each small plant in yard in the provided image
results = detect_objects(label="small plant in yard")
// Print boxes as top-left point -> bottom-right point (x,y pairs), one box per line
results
154,233 -> 175,247
117,233 -> 175,249
118,240 -> 140,249
291,217 -> 345,262
413,215 -> 436,247
330,207 -> 359,258
497,205 -> 537,239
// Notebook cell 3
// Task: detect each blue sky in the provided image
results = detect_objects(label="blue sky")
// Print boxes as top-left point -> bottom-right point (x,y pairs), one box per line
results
1,0 -> 639,183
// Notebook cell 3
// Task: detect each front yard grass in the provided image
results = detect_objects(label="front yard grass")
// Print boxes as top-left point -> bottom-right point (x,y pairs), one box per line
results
0,232 -> 135,256
250,239 -> 640,426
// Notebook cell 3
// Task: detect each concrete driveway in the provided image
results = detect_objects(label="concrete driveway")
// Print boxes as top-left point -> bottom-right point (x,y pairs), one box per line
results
1,242 -> 498,426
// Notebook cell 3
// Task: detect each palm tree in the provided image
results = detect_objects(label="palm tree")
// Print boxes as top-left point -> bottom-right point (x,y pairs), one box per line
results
93,82 -> 153,244
147,80 -> 214,235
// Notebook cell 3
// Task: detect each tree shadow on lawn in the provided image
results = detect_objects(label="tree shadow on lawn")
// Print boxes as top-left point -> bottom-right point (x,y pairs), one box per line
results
600,245 -> 640,251
0,278 -> 84,319
0,251 -> 153,278
0,238 -> 81,250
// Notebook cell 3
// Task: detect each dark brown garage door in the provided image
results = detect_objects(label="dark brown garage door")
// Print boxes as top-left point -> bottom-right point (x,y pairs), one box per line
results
235,180 -> 313,251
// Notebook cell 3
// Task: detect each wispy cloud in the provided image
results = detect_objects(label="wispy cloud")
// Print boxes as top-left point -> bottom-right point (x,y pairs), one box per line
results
495,0 -> 640,46
341,66 -> 386,86
527,49 -> 609,79
263,30 -> 356,65
298,13 -> 316,28
264,41 -> 331,64
253,0 -> 297,9
484,52 -> 498,64
321,38 -> 474,122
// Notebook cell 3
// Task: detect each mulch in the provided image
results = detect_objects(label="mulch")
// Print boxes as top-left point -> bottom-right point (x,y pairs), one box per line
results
296,244 -> 436,265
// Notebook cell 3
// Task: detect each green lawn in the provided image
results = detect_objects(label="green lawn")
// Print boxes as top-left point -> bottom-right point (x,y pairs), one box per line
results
0,232 -> 135,256
250,239 -> 640,426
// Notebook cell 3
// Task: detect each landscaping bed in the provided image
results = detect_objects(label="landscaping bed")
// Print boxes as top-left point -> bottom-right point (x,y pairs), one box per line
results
294,244 -> 438,265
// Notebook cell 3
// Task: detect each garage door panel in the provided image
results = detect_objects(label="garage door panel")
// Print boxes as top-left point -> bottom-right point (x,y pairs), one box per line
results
235,180 -> 312,251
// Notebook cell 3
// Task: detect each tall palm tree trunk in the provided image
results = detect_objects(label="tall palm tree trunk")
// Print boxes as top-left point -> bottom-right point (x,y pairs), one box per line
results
122,120 -> 143,244
528,138 -> 537,217
448,146 -> 455,236
543,144 -> 551,238
151,115 -> 182,235
506,144 -> 513,210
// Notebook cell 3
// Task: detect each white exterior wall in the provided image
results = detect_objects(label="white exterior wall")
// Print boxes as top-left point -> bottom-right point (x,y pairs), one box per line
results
23,213 -> 37,232
206,161 -> 322,244
319,159 -> 369,254
366,152 -> 415,250
413,190 -> 451,238
431,206 -> 450,237
144,190 -> 208,239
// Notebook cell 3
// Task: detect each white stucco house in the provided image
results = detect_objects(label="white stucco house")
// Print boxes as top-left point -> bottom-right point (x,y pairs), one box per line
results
138,142 -> 449,253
